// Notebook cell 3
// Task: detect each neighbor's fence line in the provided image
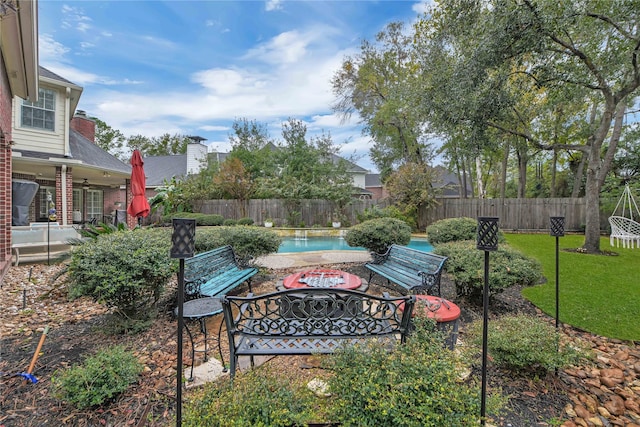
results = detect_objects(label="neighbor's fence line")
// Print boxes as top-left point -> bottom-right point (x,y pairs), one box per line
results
420,198 -> 592,232
196,197 -> 603,232
199,199 -> 388,227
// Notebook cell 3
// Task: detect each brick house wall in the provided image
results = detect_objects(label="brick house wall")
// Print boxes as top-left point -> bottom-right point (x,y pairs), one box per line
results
0,56 -> 14,278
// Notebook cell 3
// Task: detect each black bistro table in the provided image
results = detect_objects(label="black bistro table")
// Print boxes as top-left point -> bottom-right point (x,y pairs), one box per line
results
175,297 -> 225,381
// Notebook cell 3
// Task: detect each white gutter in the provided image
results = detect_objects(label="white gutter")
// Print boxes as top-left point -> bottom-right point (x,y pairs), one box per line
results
61,164 -> 68,225
64,87 -> 71,156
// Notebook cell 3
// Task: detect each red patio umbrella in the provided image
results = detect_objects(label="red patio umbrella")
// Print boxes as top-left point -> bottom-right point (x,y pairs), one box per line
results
127,150 -> 150,222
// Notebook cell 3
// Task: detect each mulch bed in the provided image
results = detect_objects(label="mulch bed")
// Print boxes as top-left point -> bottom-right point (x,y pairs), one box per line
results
1,262 -> 638,427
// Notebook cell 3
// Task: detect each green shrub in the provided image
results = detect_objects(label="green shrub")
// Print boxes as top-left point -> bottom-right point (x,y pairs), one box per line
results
237,217 -> 254,226
223,219 -> 238,226
183,366 -> 318,427
198,214 -> 225,226
433,240 -> 542,298
465,314 -> 590,374
194,226 -> 281,265
51,345 -> 142,409
325,316 -> 485,426
67,228 -> 174,322
344,217 -> 412,253
426,217 -> 505,244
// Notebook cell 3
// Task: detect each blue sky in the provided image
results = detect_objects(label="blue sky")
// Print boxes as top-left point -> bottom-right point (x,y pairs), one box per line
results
38,0 -> 431,172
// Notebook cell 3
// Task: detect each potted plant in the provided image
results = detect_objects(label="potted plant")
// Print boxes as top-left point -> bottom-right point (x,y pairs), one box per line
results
264,218 -> 273,228
331,212 -> 341,228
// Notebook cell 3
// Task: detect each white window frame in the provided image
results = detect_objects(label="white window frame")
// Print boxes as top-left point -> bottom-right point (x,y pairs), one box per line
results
86,189 -> 103,221
21,87 -> 56,131
38,186 -> 56,219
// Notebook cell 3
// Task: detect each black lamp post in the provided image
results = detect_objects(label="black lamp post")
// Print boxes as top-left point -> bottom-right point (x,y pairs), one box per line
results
550,216 -> 565,376
549,216 -> 565,331
477,216 -> 499,426
170,219 -> 196,427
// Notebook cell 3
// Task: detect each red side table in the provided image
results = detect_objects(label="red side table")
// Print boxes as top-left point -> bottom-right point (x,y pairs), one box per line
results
400,295 -> 460,349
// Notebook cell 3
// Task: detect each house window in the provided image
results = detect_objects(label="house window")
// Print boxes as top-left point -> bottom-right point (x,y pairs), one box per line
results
72,189 -> 83,222
86,189 -> 103,221
21,88 -> 56,131
38,186 -> 56,219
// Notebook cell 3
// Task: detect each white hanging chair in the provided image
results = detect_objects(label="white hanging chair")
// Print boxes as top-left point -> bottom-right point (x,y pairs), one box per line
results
609,184 -> 640,248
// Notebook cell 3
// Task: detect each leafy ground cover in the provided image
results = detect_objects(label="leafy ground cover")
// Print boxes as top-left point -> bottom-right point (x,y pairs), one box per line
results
1,260 -> 638,426
506,233 -> 640,340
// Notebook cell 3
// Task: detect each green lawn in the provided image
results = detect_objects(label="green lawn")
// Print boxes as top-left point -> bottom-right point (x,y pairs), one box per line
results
505,233 -> 640,341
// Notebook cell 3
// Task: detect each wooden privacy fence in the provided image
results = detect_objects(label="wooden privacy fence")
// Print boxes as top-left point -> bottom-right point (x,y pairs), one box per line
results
200,199 -> 386,227
420,198 -> 590,232
198,197 -> 601,232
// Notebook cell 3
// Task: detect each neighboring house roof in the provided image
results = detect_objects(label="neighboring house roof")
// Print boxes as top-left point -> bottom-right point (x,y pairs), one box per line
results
143,154 -> 188,187
433,165 -> 472,197
330,153 -> 368,173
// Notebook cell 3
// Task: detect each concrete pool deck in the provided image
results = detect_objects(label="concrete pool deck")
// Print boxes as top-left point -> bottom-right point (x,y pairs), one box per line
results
256,250 -> 372,269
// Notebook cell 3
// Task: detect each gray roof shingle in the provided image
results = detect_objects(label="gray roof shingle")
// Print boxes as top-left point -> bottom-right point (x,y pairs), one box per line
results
68,129 -> 131,173
143,154 -> 188,187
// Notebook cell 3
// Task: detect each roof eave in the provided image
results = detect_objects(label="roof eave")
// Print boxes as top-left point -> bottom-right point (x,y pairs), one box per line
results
1,0 -> 39,100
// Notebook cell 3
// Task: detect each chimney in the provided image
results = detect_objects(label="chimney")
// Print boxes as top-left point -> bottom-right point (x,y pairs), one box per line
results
70,110 -> 96,142
186,136 -> 208,175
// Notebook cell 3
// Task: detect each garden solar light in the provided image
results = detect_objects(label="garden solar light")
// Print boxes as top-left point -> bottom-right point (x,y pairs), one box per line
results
477,216 -> 499,426
171,218 -> 196,427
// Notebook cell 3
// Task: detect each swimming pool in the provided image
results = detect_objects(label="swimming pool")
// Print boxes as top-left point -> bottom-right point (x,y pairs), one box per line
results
277,237 -> 433,253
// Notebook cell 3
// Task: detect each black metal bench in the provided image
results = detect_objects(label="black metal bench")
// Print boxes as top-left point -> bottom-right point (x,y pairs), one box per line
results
221,288 -> 415,378
184,245 -> 258,299
365,244 -> 448,297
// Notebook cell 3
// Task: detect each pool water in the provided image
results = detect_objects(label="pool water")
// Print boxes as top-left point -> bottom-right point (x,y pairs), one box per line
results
277,237 -> 433,253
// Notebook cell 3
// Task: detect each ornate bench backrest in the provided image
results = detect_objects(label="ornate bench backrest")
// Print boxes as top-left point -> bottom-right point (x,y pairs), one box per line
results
223,289 -> 415,340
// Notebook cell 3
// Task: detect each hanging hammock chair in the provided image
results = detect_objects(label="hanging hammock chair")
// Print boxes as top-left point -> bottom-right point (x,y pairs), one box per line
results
609,184 -> 640,248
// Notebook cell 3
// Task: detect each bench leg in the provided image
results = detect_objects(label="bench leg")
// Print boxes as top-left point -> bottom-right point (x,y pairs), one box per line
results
217,319 -> 227,373
183,323 -> 197,381
12,248 -> 20,266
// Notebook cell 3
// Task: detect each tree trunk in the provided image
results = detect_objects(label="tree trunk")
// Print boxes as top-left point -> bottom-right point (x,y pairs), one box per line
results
464,156 -> 475,198
581,103 -> 623,253
570,154 -> 586,198
500,139 -> 509,199
582,166 -> 602,253
550,149 -> 557,197
516,146 -> 528,199
475,156 -> 485,198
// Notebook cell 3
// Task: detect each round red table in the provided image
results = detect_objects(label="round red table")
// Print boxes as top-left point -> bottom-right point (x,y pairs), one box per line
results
282,269 -> 363,290
400,295 -> 460,349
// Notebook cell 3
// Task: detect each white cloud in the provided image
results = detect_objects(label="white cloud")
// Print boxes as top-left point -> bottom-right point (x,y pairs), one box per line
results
412,1 -> 435,15
244,30 -> 310,65
200,125 -> 231,132
61,4 -> 93,32
43,63 -> 101,86
265,0 -> 283,12
39,34 -> 70,63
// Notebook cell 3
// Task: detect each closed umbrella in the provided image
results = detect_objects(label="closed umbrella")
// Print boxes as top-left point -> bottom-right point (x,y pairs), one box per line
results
127,150 -> 150,224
